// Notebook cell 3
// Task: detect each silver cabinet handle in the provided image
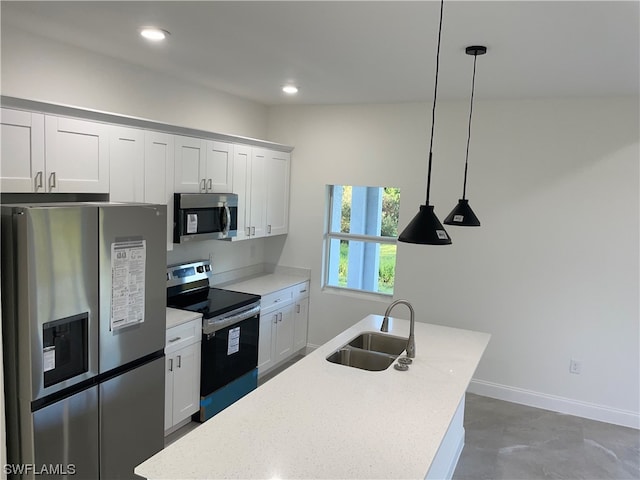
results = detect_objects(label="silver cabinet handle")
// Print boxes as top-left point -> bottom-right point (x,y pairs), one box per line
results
200,179 -> 206,191
168,337 -> 181,343
168,358 -> 173,372
278,313 -> 283,322
267,224 -> 272,234
296,305 -> 301,314
177,355 -> 182,368
34,171 -> 43,190
251,226 -> 255,236
207,178 -> 213,191
246,227 -> 251,236
49,172 -> 56,190
273,314 -> 278,325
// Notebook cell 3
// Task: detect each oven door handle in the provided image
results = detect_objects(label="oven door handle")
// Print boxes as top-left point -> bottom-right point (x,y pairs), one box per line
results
202,303 -> 260,335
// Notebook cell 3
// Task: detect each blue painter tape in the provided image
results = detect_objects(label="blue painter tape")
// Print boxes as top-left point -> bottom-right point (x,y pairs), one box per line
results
198,369 -> 258,422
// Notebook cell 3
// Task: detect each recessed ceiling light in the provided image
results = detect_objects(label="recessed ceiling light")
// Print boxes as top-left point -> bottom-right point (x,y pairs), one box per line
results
282,85 -> 299,95
140,28 -> 169,41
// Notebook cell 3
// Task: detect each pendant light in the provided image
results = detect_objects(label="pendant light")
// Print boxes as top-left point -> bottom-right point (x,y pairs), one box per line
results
444,45 -> 487,227
398,0 -> 451,245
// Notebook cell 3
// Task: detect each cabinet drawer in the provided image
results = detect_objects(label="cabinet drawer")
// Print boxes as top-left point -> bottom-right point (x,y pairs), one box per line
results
293,281 -> 310,300
261,288 -> 294,313
166,318 -> 201,354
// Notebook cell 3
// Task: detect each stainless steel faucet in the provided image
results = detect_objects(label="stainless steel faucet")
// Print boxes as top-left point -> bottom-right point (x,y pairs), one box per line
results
380,299 -> 416,358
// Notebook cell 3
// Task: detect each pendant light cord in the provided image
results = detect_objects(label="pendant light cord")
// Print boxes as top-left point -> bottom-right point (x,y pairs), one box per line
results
425,0 -> 444,206
462,52 -> 478,200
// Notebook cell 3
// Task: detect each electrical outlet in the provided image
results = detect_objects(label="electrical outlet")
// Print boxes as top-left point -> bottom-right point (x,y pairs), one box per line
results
569,359 -> 582,375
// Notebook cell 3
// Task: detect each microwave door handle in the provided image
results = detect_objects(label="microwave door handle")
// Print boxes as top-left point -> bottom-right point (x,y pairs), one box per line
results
222,204 -> 231,235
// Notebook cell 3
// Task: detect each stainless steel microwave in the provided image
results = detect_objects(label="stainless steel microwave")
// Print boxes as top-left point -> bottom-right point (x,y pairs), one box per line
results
174,193 -> 238,243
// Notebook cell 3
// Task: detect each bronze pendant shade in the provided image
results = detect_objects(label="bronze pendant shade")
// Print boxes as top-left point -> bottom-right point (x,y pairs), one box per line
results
444,45 -> 487,227
398,0 -> 452,245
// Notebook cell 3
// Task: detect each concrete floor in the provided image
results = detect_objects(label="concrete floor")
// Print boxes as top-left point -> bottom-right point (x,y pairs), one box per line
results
453,393 -> 640,480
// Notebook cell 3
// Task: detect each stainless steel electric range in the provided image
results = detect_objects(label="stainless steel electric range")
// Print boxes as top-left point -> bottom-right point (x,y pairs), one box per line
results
167,260 -> 260,422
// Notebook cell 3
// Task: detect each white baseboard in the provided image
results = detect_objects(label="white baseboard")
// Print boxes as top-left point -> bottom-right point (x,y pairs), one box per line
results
468,379 -> 639,430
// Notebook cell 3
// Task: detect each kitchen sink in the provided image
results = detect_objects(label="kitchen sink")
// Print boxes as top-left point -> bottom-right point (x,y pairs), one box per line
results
348,332 -> 407,356
326,347 -> 397,371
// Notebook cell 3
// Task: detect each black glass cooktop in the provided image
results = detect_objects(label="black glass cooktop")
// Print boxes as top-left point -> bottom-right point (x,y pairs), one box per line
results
168,287 -> 260,319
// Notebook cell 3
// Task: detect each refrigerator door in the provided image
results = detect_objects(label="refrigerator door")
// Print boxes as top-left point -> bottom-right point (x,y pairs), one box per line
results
98,204 -> 167,372
1,205 -> 99,402
32,385 -> 99,479
99,357 -> 165,479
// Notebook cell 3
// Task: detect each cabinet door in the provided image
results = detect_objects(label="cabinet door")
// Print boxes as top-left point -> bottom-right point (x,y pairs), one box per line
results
45,116 -> 109,193
293,297 -> 309,353
249,148 -> 267,238
174,135 -> 206,192
164,356 -> 174,431
206,141 -> 233,193
265,150 -> 290,236
172,342 -> 200,425
145,132 -> 175,250
0,108 -> 45,192
258,312 -> 275,374
274,303 -> 295,365
109,125 -> 144,202
232,144 -> 251,240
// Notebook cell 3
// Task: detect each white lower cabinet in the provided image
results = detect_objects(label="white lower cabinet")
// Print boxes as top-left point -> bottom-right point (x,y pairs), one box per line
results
293,281 -> 310,353
165,318 -> 201,434
258,281 -> 310,376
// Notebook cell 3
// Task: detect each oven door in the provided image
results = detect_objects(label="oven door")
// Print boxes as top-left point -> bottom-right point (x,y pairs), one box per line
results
200,314 -> 259,397
174,193 -> 238,243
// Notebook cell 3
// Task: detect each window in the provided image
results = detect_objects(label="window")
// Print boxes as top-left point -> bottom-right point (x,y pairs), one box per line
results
324,185 -> 400,295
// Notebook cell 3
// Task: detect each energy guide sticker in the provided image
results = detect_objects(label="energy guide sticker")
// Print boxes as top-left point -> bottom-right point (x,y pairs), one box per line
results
111,240 -> 146,330
228,327 -> 240,355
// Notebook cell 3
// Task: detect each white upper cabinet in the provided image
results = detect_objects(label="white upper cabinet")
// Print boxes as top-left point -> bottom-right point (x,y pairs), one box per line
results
109,125 -> 144,202
45,115 -> 109,193
1,108 -> 116,195
232,145 -> 266,239
174,136 -> 233,193
205,141 -> 233,193
109,128 -> 174,250
0,108 -> 45,192
144,132 -> 175,250
174,135 -> 206,193
265,150 -> 290,236
232,147 -> 290,240
233,144 -> 251,240
248,148 -> 267,238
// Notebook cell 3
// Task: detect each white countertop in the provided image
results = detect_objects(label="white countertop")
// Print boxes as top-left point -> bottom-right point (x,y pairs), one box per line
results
137,314 -> 490,479
166,307 -> 202,330
219,272 -> 309,296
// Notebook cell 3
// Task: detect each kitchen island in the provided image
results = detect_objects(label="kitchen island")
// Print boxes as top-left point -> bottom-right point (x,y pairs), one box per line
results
136,314 -> 490,479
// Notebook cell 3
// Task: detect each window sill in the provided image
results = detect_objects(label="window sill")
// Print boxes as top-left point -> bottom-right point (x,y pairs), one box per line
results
321,285 -> 393,303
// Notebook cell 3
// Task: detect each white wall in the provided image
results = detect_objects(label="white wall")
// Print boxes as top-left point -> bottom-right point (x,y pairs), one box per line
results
266,98 -> 639,427
1,24 -> 268,139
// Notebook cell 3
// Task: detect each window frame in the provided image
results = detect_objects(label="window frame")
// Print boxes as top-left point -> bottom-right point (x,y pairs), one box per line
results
322,185 -> 398,297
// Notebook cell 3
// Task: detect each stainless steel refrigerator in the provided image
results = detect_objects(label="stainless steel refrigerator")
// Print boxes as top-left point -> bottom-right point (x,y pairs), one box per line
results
1,203 -> 167,479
